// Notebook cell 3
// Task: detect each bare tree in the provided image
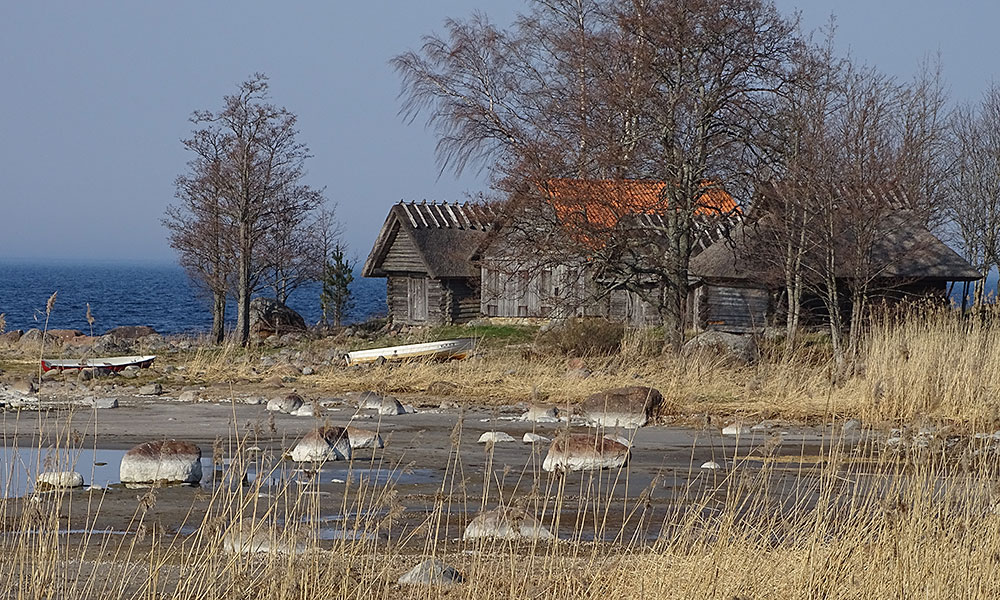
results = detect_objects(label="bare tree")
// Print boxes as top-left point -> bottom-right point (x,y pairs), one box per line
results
394,0 -> 799,351
164,127 -> 232,343
167,74 -> 326,345
946,86 -> 1000,304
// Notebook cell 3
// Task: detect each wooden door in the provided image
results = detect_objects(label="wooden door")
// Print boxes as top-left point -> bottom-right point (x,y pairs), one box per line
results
408,276 -> 428,322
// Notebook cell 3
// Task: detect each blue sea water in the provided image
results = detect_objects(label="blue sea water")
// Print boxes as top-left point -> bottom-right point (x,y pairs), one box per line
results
0,260 -> 387,336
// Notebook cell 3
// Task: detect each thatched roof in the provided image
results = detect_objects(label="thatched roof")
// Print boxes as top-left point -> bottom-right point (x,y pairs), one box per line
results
690,213 -> 982,284
362,201 -> 496,279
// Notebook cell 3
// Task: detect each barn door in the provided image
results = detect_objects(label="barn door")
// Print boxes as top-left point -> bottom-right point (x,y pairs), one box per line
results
408,276 -> 428,322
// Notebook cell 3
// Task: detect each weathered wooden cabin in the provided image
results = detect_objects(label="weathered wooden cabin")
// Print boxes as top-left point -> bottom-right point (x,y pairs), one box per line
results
478,179 -> 739,325
363,201 -> 494,325
688,212 -> 983,332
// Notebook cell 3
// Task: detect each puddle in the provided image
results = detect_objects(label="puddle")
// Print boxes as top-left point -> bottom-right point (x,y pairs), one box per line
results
0,447 -> 439,498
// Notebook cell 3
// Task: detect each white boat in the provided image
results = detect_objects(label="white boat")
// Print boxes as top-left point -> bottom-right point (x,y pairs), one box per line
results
345,338 -> 476,366
41,355 -> 157,373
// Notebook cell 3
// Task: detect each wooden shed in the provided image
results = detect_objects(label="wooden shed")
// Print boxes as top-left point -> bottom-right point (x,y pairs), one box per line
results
363,201 -> 494,325
688,212 -> 983,332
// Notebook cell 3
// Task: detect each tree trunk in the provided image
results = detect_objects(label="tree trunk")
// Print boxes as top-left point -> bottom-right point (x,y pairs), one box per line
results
236,223 -> 252,346
211,290 -> 226,344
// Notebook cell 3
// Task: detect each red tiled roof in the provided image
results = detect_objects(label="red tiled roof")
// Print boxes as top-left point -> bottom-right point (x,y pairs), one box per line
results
544,178 -> 739,231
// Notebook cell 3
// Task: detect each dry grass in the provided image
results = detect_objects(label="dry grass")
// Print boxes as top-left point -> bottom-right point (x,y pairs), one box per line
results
2,398 -> 1000,598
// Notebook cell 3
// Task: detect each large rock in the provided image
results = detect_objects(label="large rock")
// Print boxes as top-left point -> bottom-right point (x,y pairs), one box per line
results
345,426 -> 384,449
222,523 -> 306,555
36,471 -> 84,490
120,440 -> 203,485
463,507 -> 554,541
267,393 -> 304,414
290,426 -> 352,462
579,386 -> 663,428
542,433 -> 629,472
249,298 -> 306,337
398,558 -> 463,586
352,391 -> 405,416
683,331 -> 759,364
106,325 -> 157,340
0,330 -> 23,347
521,405 -> 559,423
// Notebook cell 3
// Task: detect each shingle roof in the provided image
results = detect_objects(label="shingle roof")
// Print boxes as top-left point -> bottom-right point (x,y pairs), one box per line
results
362,201 -> 496,279
690,212 -> 982,283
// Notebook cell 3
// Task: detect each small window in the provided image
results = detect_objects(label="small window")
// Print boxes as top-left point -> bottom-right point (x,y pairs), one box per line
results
517,305 -> 528,318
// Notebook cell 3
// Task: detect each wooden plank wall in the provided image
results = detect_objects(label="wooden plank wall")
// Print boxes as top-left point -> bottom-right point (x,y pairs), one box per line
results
381,226 -> 425,272
700,285 -> 769,332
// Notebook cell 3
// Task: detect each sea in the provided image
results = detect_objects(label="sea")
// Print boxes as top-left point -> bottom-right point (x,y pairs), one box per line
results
0,260 -> 387,336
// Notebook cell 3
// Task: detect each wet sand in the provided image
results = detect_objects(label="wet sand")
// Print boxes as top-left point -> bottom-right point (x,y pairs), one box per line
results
0,392 -> 862,549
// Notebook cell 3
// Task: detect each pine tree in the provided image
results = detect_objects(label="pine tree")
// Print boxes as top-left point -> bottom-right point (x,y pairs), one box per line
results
320,243 -> 354,326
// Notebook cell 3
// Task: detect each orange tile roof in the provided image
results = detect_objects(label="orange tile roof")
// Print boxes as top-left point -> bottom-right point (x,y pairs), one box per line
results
544,179 -> 738,231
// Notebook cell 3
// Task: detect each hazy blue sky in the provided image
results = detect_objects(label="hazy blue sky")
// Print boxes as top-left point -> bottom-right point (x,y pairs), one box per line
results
0,1 -> 994,264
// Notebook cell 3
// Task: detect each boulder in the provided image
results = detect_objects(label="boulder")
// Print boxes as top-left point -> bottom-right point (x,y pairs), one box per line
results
345,426 -> 384,449
120,440 -> 203,485
290,426 -> 352,462
463,507 -> 554,541
523,433 -> 550,444
249,298 -> 306,337
45,329 -> 85,342
521,405 -> 559,423
267,393 -> 304,414
11,379 -> 37,395
89,397 -> 118,409
121,365 -> 140,378
106,326 -> 157,340
683,331 -> 759,364
353,391 -> 405,416
178,390 -> 200,403
0,330 -> 23,347
398,558 -> 463,586
222,523 -> 306,555
290,403 -> 316,417
36,471 -> 85,490
139,383 -> 163,396
542,433 -> 629,472
478,431 -> 516,444
579,386 -> 663,428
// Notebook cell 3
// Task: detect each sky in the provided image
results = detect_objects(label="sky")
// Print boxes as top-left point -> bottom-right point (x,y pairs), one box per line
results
0,1 -> 996,265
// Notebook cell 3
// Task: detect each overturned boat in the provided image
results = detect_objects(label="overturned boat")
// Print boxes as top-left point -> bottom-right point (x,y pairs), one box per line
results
41,355 -> 156,373
345,338 -> 475,366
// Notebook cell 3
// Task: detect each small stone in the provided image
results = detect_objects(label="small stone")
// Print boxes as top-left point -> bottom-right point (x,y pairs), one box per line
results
700,461 -> 722,470
301,366 -> 314,376
398,558 -> 463,586
138,383 -> 163,396
290,403 -> 315,417
722,423 -> 750,436
178,390 -> 200,403
243,396 -> 265,406
478,431 -> 516,444
522,432 -> 550,444
77,369 -> 95,382
121,365 -> 140,379
842,419 -> 862,432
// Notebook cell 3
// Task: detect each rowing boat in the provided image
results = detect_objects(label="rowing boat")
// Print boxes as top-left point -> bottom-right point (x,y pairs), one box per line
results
345,339 -> 476,366
41,355 -> 157,373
